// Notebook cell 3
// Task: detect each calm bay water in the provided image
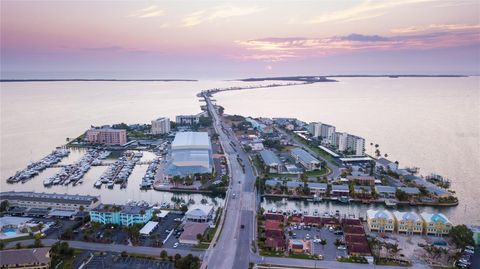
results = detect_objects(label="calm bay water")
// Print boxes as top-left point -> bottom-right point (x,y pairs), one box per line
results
215,77 -> 480,225
1,78 -> 479,224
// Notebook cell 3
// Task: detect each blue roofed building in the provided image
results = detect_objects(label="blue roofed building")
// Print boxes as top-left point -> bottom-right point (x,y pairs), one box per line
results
375,185 -> 396,198
259,150 -> 281,173
165,132 -> 213,177
290,148 -> 320,171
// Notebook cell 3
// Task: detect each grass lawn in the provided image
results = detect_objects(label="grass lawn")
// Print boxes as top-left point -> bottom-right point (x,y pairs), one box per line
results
290,133 -> 339,167
288,253 -> 316,260
193,242 -> 210,249
259,249 -> 284,257
305,166 -> 331,177
0,235 -> 33,244
337,256 -> 368,264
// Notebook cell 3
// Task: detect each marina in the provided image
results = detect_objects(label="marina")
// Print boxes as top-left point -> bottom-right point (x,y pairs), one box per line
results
7,147 -> 70,183
43,149 -> 111,187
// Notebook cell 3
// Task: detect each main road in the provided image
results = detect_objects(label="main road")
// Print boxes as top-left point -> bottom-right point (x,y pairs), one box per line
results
200,91 -> 257,269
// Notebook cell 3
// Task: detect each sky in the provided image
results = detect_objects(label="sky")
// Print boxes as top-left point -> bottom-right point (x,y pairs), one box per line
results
1,0 -> 479,79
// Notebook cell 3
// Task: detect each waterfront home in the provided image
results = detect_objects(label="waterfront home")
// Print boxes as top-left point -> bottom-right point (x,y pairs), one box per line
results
286,181 -> 303,193
393,211 -> 423,234
346,175 -> 376,186
375,185 -> 397,198
0,247 -> 51,269
420,213 -> 452,236
308,182 -> 328,196
331,184 -> 350,197
185,205 -> 214,223
290,148 -> 320,171
89,203 -> 153,226
288,239 -> 311,254
397,187 -> 421,197
367,209 -> 395,233
353,186 -> 372,199
259,150 -> 281,173
375,158 -> 399,172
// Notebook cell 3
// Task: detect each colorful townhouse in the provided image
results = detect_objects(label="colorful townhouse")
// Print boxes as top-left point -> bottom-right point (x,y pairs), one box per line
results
393,211 -> 424,234
366,209 -> 395,233
89,203 -> 153,226
420,212 -> 452,236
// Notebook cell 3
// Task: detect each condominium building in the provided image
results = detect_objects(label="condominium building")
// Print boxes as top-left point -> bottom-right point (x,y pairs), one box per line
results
393,211 -> 423,234
367,209 -> 395,233
89,203 -> 153,226
86,126 -> 127,145
290,148 -> 320,171
308,122 -> 336,143
346,134 -> 365,156
335,132 -> 349,151
420,212 -> 452,236
176,111 -> 208,125
0,191 -> 100,211
151,117 -> 170,135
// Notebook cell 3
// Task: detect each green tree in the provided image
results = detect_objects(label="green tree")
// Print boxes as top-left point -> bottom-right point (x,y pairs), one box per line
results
160,250 -> 168,260
449,225 -> 474,248
395,189 -> 409,201
79,205 -> 85,224
0,200 -> 9,212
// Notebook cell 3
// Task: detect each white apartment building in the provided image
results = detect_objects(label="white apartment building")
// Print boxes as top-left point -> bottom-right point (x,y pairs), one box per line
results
151,117 -> 170,135
308,122 -> 336,143
346,135 -> 365,156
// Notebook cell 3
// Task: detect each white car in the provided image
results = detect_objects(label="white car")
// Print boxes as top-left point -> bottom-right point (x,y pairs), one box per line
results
337,245 -> 347,250
173,242 -> 179,248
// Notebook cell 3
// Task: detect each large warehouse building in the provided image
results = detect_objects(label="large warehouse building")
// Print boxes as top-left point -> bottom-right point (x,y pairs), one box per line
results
165,132 -> 213,177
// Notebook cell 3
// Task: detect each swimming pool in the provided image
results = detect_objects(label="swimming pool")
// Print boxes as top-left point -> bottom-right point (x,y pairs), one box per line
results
2,228 -> 18,236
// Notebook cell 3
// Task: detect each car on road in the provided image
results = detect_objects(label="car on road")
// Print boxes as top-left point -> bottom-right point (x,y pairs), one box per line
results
240,224 -> 245,229
173,242 -> 179,248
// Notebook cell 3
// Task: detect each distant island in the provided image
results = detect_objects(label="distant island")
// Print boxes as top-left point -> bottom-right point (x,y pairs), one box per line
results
0,79 -> 198,82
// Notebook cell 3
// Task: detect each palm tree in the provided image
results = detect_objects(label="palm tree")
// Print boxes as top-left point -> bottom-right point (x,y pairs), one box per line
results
390,243 -> 401,259
79,205 -> 85,224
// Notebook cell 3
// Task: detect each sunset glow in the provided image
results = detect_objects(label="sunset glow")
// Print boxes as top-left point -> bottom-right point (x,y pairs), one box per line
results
1,0 -> 479,78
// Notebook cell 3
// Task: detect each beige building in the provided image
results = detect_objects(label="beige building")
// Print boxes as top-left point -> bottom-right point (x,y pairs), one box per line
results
0,247 -> 51,269
367,209 -> 395,233
86,126 -> 127,145
151,117 -> 170,135
393,211 -> 423,234
1,191 -> 100,211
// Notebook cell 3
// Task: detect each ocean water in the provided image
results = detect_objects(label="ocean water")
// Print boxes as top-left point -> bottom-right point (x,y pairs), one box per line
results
1,78 -> 479,224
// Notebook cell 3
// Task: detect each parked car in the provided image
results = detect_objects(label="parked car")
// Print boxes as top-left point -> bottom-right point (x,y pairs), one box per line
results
337,245 -> 347,250
173,242 -> 179,248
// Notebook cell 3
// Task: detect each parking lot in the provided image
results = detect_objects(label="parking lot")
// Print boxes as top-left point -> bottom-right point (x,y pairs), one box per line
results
140,212 -> 184,247
285,225 -> 347,260
80,252 -> 174,269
